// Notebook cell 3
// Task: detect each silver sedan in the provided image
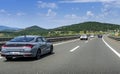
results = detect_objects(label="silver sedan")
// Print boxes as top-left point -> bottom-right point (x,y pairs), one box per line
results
1,35 -> 53,60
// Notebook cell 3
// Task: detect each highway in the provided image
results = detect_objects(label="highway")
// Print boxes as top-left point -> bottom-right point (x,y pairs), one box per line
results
0,36 -> 120,74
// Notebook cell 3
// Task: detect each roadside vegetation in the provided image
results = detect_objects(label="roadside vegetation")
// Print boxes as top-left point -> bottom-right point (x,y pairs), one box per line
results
0,21 -> 120,37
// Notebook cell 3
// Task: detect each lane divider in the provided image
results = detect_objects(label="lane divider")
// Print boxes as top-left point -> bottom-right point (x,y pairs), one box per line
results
70,46 -> 80,52
53,39 -> 79,46
102,37 -> 120,58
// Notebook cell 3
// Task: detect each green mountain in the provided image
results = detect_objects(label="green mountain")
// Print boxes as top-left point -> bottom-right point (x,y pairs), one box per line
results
52,22 -> 120,32
2,21 -> 120,37
21,25 -> 47,32
12,25 -> 48,36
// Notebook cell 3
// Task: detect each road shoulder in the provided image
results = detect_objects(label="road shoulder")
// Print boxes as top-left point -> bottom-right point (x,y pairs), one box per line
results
103,36 -> 120,57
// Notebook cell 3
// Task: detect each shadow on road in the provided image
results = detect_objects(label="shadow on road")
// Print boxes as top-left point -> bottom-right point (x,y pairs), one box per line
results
4,52 -> 55,62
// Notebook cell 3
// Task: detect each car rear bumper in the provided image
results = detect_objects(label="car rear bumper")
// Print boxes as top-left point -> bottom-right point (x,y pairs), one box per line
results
98,36 -> 102,38
1,52 -> 33,58
80,38 -> 88,40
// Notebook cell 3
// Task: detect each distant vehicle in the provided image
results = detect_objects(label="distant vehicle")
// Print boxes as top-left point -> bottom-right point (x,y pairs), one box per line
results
1,35 -> 53,60
80,34 -> 88,40
98,35 -> 103,38
90,35 -> 95,38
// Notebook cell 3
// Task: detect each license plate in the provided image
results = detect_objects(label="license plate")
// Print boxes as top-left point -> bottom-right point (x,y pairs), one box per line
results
10,52 -> 20,55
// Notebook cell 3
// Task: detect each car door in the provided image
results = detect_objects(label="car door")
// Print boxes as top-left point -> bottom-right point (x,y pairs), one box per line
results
41,37 -> 50,53
36,37 -> 47,55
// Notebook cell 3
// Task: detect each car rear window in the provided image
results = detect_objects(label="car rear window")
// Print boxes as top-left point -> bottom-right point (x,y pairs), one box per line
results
10,37 -> 34,42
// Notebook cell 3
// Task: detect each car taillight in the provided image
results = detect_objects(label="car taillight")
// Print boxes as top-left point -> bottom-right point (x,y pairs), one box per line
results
2,45 -> 7,48
24,44 -> 34,48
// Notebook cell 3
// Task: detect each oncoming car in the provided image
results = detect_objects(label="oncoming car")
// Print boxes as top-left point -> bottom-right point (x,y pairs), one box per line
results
1,35 -> 53,60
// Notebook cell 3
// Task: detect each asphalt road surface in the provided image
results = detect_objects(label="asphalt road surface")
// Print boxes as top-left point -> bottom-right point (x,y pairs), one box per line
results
0,36 -> 120,74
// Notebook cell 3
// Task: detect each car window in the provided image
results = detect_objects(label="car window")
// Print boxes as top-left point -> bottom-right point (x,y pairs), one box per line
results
10,37 -> 34,42
41,37 -> 47,42
36,37 -> 43,42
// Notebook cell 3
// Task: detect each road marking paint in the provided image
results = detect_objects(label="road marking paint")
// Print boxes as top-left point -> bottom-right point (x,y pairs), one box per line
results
53,39 -> 79,46
102,37 -> 120,58
70,46 -> 80,52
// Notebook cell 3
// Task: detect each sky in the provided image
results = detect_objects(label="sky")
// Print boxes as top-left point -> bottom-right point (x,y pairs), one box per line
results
0,0 -> 120,29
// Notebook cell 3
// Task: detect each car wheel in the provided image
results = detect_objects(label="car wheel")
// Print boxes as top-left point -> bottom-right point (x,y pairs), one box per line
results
6,57 -> 13,61
35,49 -> 41,60
49,45 -> 53,54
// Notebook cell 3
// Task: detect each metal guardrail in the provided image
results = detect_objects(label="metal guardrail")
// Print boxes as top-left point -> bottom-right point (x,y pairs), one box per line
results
47,36 -> 79,42
0,36 -> 80,51
108,36 -> 120,41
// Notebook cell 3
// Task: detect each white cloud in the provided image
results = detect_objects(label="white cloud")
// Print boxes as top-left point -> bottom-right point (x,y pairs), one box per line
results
37,1 -> 57,9
37,9 -> 57,17
60,0 -> 115,3
46,9 -> 56,17
72,7 -> 79,10
86,11 -> 94,17
99,0 -> 120,18
0,9 -> 12,16
60,0 -> 120,9
103,1 -> 120,8
16,12 -> 26,16
64,14 -> 80,19
0,9 -> 6,13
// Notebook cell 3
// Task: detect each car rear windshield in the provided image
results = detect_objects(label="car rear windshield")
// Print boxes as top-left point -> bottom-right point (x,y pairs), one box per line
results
10,37 -> 34,42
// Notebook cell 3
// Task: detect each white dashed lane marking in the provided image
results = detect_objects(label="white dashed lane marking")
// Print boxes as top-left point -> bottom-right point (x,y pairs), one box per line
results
70,46 -> 80,52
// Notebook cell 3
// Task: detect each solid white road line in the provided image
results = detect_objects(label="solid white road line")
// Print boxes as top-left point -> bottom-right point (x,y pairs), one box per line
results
70,46 -> 80,52
53,39 -> 79,46
102,37 -> 120,58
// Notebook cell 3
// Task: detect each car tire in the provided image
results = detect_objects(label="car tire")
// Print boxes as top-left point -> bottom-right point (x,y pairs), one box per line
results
6,57 -> 13,61
49,45 -> 53,54
35,49 -> 41,60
